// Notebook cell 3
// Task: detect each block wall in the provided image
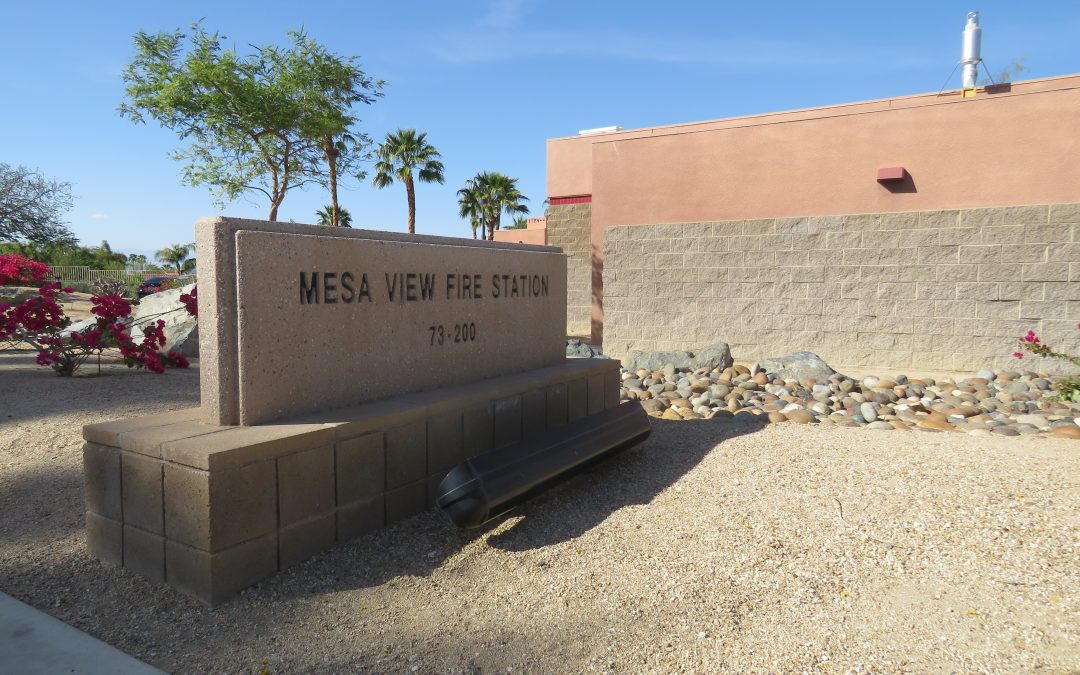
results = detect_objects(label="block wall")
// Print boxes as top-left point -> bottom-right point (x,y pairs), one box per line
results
547,203 -> 593,336
84,359 -> 621,604
601,203 -> 1080,373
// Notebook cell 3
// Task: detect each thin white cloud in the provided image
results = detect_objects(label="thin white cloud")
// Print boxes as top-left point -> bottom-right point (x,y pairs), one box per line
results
90,213 -> 109,220
478,0 -> 531,30
429,28 -> 878,69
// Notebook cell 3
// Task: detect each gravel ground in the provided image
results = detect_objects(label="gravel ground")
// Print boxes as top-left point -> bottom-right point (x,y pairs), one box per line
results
1,352 -> 1078,673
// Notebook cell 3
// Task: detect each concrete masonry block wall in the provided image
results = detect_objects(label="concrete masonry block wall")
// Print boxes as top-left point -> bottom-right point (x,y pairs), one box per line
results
602,203 -> 1080,373
83,359 -> 621,604
547,203 -> 593,336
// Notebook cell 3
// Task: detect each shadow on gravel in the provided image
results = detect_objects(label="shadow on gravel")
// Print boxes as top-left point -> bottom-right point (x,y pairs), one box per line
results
0,354 -> 201,426
265,414 -> 768,603
486,414 -> 769,552
0,464 -> 85,545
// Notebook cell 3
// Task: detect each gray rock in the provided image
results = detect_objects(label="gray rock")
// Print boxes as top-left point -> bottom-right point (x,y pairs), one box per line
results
624,342 -> 733,373
566,339 -> 607,359
860,402 -> 878,423
756,351 -> 839,383
976,369 -> 996,381
59,316 -> 100,338
1015,414 -> 1049,428
129,284 -> 199,357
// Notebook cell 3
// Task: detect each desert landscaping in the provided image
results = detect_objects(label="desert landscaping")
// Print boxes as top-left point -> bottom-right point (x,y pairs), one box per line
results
5,5 -> 1080,673
1,349 -> 1078,672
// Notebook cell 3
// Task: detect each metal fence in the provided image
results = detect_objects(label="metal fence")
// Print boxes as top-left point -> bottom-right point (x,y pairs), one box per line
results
50,266 -> 185,284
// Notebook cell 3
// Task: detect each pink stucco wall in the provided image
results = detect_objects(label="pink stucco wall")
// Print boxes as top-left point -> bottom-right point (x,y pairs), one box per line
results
547,74 -> 1080,220
492,228 -> 546,245
545,74 -> 1080,345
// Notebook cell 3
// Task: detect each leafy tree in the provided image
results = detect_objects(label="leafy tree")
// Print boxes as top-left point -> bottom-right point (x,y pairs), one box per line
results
271,32 -> 383,227
0,240 -> 134,270
120,25 -> 382,222
457,172 -> 529,241
372,129 -> 444,235
316,205 -> 352,228
506,216 -> 529,230
95,240 -> 128,267
156,243 -> 196,275
0,164 -> 75,243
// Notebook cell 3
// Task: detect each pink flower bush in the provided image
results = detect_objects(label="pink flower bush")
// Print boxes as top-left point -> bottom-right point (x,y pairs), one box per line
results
1,256 -> 197,376
1013,325 -> 1080,402
0,253 -> 52,286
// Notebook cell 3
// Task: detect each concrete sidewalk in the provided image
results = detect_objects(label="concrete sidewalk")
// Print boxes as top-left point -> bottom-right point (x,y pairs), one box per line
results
0,592 -> 162,674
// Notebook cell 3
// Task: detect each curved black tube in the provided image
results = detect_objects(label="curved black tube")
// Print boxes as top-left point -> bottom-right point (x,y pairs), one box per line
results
437,402 -> 651,528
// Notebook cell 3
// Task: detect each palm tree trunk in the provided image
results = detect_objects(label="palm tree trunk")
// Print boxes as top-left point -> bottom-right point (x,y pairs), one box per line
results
487,213 -> 497,241
324,136 -> 340,227
406,174 -> 416,235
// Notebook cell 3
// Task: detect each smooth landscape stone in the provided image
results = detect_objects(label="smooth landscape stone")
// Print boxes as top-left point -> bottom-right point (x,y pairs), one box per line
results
1051,425 -> 1080,439
862,376 -> 880,389
767,411 -> 787,424
976,369 -> 996,381
867,421 -> 893,430
661,408 -> 683,421
860,402 -> 878,422
1015,414 -> 1050,428
784,409 -> 817,424
625,360 -> 1080,440
918,418 -> 954,431
640,399 -> 665,414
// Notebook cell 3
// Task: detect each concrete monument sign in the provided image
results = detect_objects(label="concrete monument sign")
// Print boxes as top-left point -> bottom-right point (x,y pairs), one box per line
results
83,217 -> 624,604
199,218 -> 566,426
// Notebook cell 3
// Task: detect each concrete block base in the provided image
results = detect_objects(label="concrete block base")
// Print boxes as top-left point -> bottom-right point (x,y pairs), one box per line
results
83,358 -> 620,605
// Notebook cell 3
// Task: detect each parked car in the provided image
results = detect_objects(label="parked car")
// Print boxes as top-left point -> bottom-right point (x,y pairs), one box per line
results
137,276 -> 170,298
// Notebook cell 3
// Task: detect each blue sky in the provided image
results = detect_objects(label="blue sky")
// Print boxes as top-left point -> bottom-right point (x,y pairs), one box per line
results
2,1 -> 1077,259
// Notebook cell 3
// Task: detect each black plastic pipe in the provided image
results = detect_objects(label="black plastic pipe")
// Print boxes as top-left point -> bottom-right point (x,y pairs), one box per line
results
436,402 -> 651,528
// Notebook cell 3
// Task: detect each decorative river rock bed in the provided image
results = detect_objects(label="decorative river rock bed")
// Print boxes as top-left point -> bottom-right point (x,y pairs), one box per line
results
619,356 -> 1080,440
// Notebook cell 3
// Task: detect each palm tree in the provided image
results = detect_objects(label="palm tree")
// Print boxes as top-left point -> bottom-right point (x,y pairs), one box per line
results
316,205 -> 352,228
156,243 -> 195,275
472,172 -> 530,241
457,180 -> 485,240
372,129 -> 444,234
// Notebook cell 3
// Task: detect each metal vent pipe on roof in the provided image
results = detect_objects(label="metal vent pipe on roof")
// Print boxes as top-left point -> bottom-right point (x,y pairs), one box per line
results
577,126 -> 623,136
961,11 -> 982,88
